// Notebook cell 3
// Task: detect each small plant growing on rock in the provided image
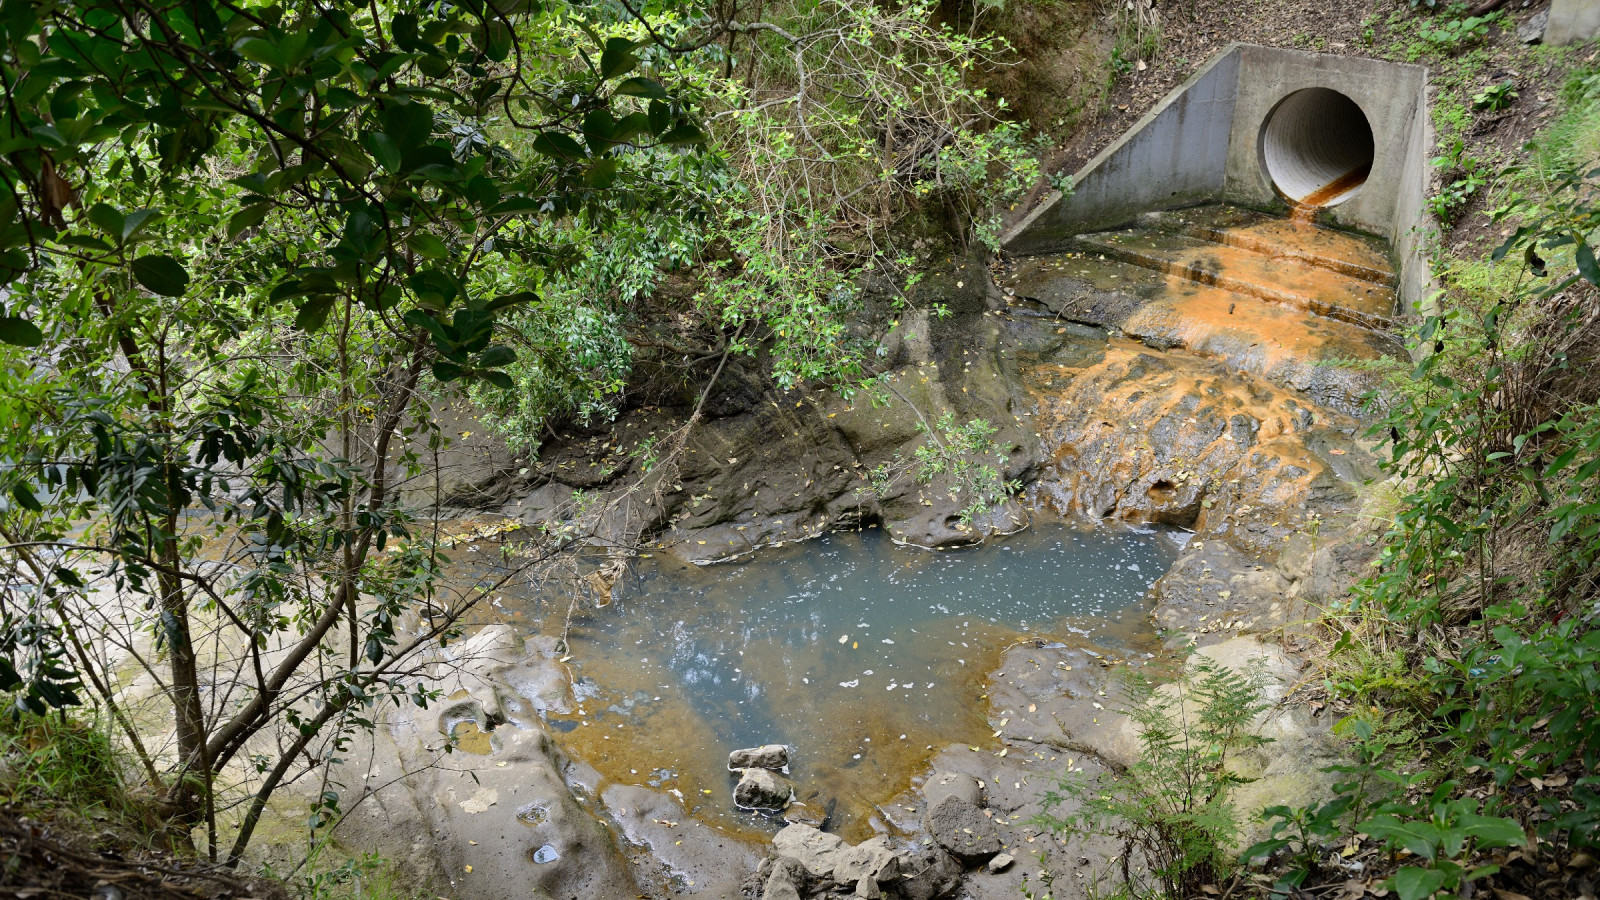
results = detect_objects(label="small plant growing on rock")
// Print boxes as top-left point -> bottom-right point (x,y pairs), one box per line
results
869,411 -> 1020,528
1036,657 -> 1272,899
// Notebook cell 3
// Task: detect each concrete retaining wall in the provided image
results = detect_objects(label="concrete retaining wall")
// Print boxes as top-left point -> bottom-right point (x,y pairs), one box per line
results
1002,50 -> 1240,256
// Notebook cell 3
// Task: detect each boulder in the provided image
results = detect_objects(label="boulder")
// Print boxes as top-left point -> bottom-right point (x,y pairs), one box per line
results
730,744 -> 790,770
923,795 -> 1001,865
885,846 -> 962,900
762,857 -> 807,900
735,768 -> 793,810
922,772 -> 982,809
772,825 -> 899,886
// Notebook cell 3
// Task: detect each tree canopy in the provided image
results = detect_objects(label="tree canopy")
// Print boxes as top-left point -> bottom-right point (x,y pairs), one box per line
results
0,0 -> 1035,864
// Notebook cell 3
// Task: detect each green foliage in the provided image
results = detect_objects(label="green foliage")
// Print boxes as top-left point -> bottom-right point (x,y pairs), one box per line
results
463,0 -> 1043,448
1310,72 -> 1600,889
1418,12 -> 1501,55
0,712 -> 132,820
1038,657 -> 1271,899
1472,80 -> 1517,112
1361,784 -> 1526,900
871,411 -> 1020,527
1428,147 -> 1489,223
1241,795 -> 1354,892
0,0 -> 722,867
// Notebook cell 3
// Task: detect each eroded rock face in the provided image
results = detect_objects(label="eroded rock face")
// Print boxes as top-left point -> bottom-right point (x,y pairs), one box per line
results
300,626 -> 644,900
603,782 -> 761,898
1023,341 -> 1360,544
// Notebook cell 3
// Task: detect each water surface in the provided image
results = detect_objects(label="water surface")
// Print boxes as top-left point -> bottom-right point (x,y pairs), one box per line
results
497,521 -> 1182,836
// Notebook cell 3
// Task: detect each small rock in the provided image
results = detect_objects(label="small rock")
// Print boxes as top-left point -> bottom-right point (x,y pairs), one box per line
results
888,846 -> 962,900
782,801 -> 825,828
987,853 -> 1014,873
762,857 -> 806,900
923,795 -> 1001,865
734,768 -> 792,810
1518,9 -> 1547,43
730,744 -> 790,770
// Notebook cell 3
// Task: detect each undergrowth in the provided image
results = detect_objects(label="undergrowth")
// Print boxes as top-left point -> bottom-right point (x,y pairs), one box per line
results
0,712 -> 138,825
1037,657 -> 1271,899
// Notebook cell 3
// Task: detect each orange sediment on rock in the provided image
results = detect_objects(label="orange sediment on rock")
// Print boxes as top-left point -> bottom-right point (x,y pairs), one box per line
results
1020,340 -> 1342,540
1126,280 -> 1380,375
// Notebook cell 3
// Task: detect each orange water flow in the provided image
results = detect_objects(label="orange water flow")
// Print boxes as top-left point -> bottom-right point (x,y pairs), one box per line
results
1288,163 -> 1372,224
1132,194 -> 1396,391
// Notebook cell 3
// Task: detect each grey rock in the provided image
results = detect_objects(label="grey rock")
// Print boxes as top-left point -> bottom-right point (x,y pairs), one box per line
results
840,838 -> 901,886
885,846 -> 962,900
923,795 -> 1002,865
987,853 -> 1014,873
730,743 -> 790,770
734,768 -> 792,810
1519,9 -> 1547,43
771,825 -> 899,885
922,771 -> 982,809
601,782 -> 761,897
763,857 -> 807,900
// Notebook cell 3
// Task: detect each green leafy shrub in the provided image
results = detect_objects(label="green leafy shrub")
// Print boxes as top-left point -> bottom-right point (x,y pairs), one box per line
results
1472,81 -> 1517,111
1360,785 -> 1527,900
1419,13 -> 1501,55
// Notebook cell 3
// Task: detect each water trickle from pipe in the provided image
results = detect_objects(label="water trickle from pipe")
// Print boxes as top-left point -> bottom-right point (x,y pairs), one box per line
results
1288,163 -> 1372,225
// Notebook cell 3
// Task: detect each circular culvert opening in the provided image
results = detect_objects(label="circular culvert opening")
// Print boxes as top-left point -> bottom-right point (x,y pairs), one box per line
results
1260,87 -> 1375,208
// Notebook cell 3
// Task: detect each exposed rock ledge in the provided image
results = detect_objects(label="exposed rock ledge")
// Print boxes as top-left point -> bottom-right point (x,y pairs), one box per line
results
280,260 -> 1392,898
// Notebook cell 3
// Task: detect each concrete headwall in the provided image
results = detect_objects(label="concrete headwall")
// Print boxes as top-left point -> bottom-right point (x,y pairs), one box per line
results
1002,43 -> 1436,311
1547,0 -> 1600,45
1221,48 -> 1427,236
1002,50 -> 1240,256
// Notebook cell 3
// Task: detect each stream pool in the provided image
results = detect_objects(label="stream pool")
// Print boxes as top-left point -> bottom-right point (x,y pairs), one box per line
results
499,521 -> 1183,837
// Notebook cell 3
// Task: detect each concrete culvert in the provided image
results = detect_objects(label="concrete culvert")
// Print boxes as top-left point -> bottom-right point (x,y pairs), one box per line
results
1260,87 -> 1375,207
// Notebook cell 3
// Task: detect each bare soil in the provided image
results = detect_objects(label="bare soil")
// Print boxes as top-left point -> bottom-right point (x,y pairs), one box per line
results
0,810 -> 290,900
